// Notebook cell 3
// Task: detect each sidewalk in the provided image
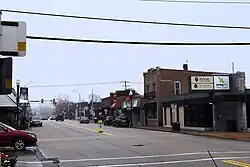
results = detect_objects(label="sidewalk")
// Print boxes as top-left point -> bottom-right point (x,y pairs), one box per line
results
0,147 -> 42,167
132,125 -> 250,141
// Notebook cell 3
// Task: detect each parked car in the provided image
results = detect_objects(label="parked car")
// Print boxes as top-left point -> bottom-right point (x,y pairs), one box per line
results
79,117 -> 90,124
49,115 -> 56,120
55,114 -> 64,121
0,122 -> 38,151
30,116 -> 42,127
113,115 -> 130,127
104,116 -> 115,126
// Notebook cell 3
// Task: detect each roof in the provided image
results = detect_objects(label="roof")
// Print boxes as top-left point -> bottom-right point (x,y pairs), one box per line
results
0,91 -> 17,107
144,67 -> 230,76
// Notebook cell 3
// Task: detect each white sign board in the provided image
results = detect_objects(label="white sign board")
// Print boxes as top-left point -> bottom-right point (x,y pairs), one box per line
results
213,76 -> 230,90
190,76 -> 214,91
191,83 -> 214,90
0,21 -> 26,57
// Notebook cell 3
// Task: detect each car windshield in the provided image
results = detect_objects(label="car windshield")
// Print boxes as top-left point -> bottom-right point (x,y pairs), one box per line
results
32,116 -> 41,120
0,122 -> 16,131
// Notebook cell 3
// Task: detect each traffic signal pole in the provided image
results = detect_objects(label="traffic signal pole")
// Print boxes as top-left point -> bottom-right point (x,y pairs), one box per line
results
0,11 -> 2,53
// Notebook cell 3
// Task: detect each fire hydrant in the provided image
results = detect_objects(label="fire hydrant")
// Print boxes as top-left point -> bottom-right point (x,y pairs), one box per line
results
98,120 -> 103,133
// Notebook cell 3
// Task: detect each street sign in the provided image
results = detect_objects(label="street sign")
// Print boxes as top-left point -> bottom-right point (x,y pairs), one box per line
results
0,57 -> 12,95
0,21 -> 27,57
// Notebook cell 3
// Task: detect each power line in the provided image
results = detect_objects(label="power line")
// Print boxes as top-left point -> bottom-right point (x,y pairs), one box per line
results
140,0 -> 250,5
2,9 -> 250,30
27,81 -> 143,88
27,35 -> 250,46
121,81 -> 131,89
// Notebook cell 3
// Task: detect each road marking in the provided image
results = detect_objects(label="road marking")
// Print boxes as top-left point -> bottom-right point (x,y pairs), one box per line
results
222,160 -> 250,167
18,156 -> 250,166
62,122 -> 113,136
17,152 -> 250,164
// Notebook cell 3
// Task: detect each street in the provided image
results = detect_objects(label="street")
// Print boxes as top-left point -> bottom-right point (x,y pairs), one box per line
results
19,120 -> 250,167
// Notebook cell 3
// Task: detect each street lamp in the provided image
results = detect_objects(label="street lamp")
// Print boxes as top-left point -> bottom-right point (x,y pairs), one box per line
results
129,90 -> 133,127
16,79 -> 20,129
72,90 -> 81,102
24,80 -> 34,87
72,90 -> 81,118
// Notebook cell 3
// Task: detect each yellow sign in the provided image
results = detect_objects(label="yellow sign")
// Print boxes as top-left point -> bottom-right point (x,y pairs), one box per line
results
18,42 -> 26,52
5,79 -> 12,89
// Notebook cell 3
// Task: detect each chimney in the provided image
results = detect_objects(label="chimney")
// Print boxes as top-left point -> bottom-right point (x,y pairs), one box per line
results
183,64 -> 188,71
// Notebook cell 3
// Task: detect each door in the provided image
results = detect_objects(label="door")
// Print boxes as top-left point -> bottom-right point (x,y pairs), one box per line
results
0,125 -> 10,146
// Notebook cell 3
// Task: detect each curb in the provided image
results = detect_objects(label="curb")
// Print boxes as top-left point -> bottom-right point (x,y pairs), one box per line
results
34,147 -> 60,167
132,126 -> 250,142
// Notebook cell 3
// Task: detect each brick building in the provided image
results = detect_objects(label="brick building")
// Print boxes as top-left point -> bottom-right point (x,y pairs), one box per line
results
142,64 -> 225,127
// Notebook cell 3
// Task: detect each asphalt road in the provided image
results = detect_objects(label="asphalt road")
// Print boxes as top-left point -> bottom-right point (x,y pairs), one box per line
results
20,120 -> 250,167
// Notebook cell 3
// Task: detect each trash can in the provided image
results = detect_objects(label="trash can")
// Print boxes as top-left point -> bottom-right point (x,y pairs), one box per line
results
172,122 -> 181,132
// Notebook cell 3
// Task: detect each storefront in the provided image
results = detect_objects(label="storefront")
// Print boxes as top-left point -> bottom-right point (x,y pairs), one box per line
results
162,92 -> 249,132
121,96 -> 142,126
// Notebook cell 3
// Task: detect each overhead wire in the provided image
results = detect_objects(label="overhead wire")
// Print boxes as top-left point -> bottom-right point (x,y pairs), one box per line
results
140,0 -> 250,5
27,81 -> 143,88
1,9 -> 250,30
27,35 -> 250,46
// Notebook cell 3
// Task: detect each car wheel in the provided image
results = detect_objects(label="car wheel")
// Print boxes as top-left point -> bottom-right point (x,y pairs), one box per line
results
13,139 -> 26,151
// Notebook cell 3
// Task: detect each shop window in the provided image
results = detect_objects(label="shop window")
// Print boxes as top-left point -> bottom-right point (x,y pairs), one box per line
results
152,83 -> 156,92
174,81 -> 182,95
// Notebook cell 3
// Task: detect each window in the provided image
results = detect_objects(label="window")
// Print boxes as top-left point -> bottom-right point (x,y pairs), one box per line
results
174,81 -> 182,95
146,85 -> 150,92
152,83 -> 156,91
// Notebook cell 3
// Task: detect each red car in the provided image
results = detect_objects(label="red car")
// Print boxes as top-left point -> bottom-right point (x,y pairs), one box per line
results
0,122 -> 38,151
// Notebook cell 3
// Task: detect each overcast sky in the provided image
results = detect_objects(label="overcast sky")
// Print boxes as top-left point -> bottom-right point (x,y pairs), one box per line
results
1,0 -> 250,106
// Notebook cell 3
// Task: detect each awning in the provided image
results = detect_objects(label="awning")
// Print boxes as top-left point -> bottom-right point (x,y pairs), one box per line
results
110,103 -> 116,109
0,94 -> 16,107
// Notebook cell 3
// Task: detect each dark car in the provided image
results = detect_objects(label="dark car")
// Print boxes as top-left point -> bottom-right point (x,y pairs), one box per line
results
30,116 -> 42,127
104,116 -> 115,126
79,117 -> 89,124
0,122 -> 37,151
55,114 -> 64,121
113,115 -> 130,127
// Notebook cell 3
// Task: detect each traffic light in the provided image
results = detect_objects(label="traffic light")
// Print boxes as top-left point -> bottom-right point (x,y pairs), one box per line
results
41,99 -> 44,103
52,99 -> 56,105
0,57 -> 12,95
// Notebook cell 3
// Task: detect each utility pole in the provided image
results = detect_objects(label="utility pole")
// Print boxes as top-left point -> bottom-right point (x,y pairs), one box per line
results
91,89 -> 94,119
121,81 -> 130,90
0,11 -> 2,54
232,62 -> 235,74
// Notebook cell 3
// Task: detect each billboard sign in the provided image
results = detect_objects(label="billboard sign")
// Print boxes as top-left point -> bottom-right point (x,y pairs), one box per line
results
213,76 -> 230,90
190,75 -> 230,91
190,76 -> 214,91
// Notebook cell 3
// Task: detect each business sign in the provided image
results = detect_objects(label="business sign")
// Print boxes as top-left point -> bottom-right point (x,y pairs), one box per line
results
190,76 -> 214,91
20,87 -> 28,100
213,76 -> 230,90
190,75 -> 230,91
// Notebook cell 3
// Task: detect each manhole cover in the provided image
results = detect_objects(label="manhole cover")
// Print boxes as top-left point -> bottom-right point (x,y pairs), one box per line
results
133,144 -> 144,147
